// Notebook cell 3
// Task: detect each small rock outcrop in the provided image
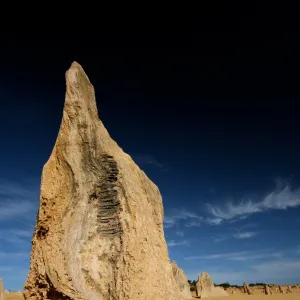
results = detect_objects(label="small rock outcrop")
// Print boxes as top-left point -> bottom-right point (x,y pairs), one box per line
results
171,261 -> 192,299
0,278 -> 4,300
243,282 -> 253,295
196,272 -> 228,298
286,285 -> 293,293
24,62 -> 183,300
264,285 -> 271,295
279,285 -> 285,294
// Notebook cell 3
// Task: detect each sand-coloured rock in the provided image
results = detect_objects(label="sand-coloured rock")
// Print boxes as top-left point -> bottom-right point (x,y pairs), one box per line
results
286,285 -> 293,293
242,282 -> 253,295
195,272 -> 228,298
264,285 -> 271,295
0,278 -> 4,300
24,62 -> 183,300
171,261 -> 192,299
279,285 -> 285,293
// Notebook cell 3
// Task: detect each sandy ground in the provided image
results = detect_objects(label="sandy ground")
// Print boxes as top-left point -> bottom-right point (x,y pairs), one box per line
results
4,291 -> 300,300
203,296 -> 300,300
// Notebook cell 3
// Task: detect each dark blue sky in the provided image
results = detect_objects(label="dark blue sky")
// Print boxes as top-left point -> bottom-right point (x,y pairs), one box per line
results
1,12 -> 300,290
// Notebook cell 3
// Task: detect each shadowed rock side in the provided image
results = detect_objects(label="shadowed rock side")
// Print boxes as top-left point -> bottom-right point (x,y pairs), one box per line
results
171,261 -> 192,299
24,62 -> 183,300
243,282 -> 253,295
196,272 -> 228,298
264,285 -> 272,295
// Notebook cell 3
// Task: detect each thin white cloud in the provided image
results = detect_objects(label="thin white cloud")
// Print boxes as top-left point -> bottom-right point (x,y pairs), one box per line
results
164,181 -> 300,228
0,179 -> 38,221
168,240 -> 190,247
0,266 -> 12,272
184,219 -> 202,227
0,200 -> 35,221
0,228 -> 33,245
212,230 -> 258,243
233,232 -> 257,239
0,252 -> 28,259
212,235 -> 228,243
175,230 -> 184,237
184,249 -> 282,261
207,183 -> 300,224
164,209 -> 203,228
131,154 -> 166,170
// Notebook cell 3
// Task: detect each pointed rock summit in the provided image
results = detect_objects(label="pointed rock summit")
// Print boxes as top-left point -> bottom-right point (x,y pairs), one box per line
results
264,285 -> 272,295
24,62 -> 183,300
171,261 -> 192,299
196,272 -> 228,298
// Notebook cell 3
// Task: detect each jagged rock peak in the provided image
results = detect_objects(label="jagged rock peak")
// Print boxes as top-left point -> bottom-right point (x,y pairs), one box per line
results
196,272 -> 228,298
24,62 -> 183,300
64,61 -> 99,122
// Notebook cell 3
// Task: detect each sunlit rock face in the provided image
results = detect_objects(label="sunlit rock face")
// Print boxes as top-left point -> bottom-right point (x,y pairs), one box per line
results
24,62 -> 183,300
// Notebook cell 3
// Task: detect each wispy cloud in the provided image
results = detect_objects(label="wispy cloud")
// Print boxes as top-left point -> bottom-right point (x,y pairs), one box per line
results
184,249 -> 282,261
168,240 -> 190,247
0,228 -> 33,245
0,179 -> 38,222
212,235 -> 229,243
233,232 -> 257,239
0,252 -> 28,259
131,154 -> 166,170
212,229 -> 258,243
164,181 -> 300,228
207,182 -> 300,224
164,209 -> 203,228
175,230 -> 184,237
0,200 -> 35,221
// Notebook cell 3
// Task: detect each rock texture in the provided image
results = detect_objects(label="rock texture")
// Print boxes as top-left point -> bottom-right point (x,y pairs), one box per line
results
279,285 -> 285,294
243,282 -> 253,295
286,285 -> 293,293
264,285 -> 271,295
171,261 -> 192,299
195,272 -> 228,298
24,62 -> 183,300
0,278 -> 4,300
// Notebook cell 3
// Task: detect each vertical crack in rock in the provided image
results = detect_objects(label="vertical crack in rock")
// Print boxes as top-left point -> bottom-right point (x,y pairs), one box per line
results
89,154 -> 122,237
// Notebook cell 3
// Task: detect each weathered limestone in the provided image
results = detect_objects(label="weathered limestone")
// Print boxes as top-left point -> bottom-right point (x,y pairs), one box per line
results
0,278 -> 4,300
279,285 -> 285,294
196,272 -> 228,298
286,285 -> 293,293
264,285 -> 271,295
24,62 -> 183,300
171,261 -> 192,299
243,282 -> 253,295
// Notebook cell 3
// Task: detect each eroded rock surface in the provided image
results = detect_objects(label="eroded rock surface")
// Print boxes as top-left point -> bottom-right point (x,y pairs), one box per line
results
196,272 -> 228,298
24,62 -> 183,300
264,285 -> 271,295
171,261 -> 192,299
0,278 -> 4,300
243,282 -> 253,295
